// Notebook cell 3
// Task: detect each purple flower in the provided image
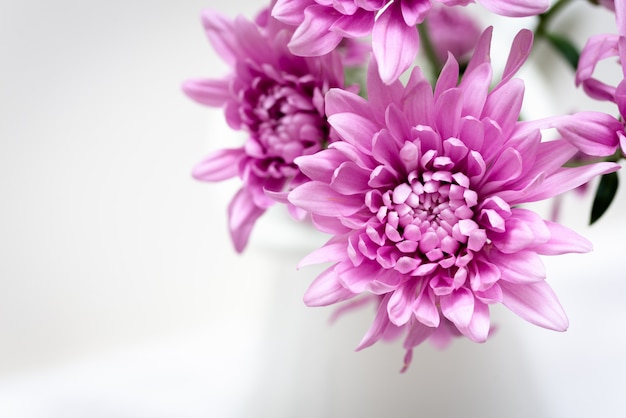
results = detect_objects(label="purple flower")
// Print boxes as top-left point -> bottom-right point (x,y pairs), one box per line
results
183,10 -> 346,252
576,0 -> 626,154
272,0 -> 550,83
288,28 -> 620,369
425,5 -> 482,65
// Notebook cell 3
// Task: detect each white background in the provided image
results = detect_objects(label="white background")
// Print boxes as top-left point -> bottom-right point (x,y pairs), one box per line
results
0,1 -> 625,417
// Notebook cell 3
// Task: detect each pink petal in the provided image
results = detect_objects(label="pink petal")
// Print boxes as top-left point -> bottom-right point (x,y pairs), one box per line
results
464,26 -> 492,76
479,0 -> 549,17
298,239 -> 349,268
387,283 -> 416,326
413,284 -> 440,327
532,221 -> 592,255
288,181 -> 364,216
400,0 -> 431,26
330,9 -> 375,37
482,78 -> 524,139
459,62 -> 492,118
552,112 -> 621,156
500,280 -> 569,331
328,112 -> 380,154
501,29 -> 533,85
227,188 -> 266,252
331,161 -> 371,194
182,79 -> 231,107
294,149 -> 347,183
488,250 -> 546,284
303,265 -> 356,306
457,300 -> 490,343
521,162 -> 620,203
271,0 -> 310,25
372,2 -> 419,84
288,5 -> 344,56
356,294 -> 393,350
192,148 -> 244,181
440,287 -> 475,328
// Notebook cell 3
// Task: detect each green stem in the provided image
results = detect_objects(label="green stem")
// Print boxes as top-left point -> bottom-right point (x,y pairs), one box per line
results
535,0 -> 575,37
418,22 -> 442,83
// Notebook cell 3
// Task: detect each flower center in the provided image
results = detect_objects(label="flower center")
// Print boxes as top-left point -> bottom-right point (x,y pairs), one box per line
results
373,168 -> 486,267
244,77 -> 327,165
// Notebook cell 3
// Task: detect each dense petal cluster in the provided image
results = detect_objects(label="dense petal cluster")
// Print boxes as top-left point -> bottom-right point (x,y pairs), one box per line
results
288,28 -> 620,368
272,0 -> 550,83
183,10 -> 346,252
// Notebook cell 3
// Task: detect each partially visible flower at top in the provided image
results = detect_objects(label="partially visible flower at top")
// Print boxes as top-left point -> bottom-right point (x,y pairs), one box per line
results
424,4 -> 482,66
272,0 -> 550,84
576,0 -> 626,154
183,9 -> 346,252
288,27 -> 620,370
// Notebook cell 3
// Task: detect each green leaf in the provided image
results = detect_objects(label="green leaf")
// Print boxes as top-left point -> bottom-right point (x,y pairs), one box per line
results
545,33 -> 580,70
590,171 -> 619,225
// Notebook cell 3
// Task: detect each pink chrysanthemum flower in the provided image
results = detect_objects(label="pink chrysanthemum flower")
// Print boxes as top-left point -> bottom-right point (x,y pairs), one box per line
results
183,10 -> 346,252
425,5 -> 482,65
576,0 -> 626,154
288,28 -> 620,370
272,0 -> 550,83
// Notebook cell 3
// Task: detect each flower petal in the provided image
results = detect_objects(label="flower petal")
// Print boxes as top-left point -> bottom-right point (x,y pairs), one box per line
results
192,148 -> 245,181
500,280 -> 569,331
372,2 -> 419,84
227,188 -> 266,252
303,265 -> 356,306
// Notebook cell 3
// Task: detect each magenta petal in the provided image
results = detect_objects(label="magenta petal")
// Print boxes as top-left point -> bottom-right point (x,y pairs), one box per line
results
479,0 -> 549,17
328,112 -> 381,153
402,320 -> 435,349
330,9 -> 375,37
182,79 -> 231,107
271,0 -> 310,25
192,148 -> 244,181
414,285 -> 440,327
289,181 -> 363,216
372,3 -> 419,84
500,280 -> 569,331
331,161 -> 371,194
288,5 -> 343,56
553,112 -> 621,156
521,162 -> 620,203
356,294 -> 393,350
440,287 -> 475,328
303,265 -> 356,306
489,250 -> 546,284
482,78 -> 524,138
400,0 -> 431,26
295,149 -> 347,183
616,79 -> 626,118
227,188 -> 266,253
298,239 -> 349,268
387,284 -> 415,326
501,29 -> 533,85
532,221 -> 592,255
458,301 -> 490,343
464,26 -> 492,76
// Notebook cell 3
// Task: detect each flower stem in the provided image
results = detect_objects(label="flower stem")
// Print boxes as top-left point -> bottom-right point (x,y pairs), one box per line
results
418,22 -> 442,83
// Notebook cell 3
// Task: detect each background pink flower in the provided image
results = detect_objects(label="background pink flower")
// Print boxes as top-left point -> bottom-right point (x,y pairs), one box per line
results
289,28 -> 620,369
272,0 -> 550,83
183,10 -> 346,252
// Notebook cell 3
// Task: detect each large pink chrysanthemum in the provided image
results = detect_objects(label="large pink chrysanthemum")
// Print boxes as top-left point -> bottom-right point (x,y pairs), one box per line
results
183,10 -> 346,252
272,0 -> 550,83
576,0 -> 626,154
288,28 -> 620,369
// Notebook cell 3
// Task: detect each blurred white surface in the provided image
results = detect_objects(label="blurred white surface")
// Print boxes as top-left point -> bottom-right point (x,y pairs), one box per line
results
0,1 -> 625,417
